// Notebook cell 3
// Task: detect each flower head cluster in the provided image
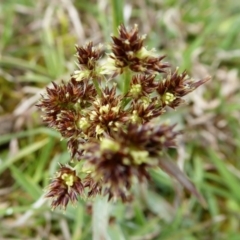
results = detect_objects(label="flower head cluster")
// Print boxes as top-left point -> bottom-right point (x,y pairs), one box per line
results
110,24 -> 169,74
38,24 -> 210,209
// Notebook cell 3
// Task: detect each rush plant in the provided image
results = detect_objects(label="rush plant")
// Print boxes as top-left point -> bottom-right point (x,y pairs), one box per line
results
37,24 -> 210,209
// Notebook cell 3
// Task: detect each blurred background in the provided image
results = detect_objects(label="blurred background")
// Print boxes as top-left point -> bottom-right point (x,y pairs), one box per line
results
0,0 -> 240,239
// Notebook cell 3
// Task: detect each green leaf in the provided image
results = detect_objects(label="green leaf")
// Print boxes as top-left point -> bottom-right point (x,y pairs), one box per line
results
208,150 -> 240,202
0,138 -> 49,174
10,165 -> 42,200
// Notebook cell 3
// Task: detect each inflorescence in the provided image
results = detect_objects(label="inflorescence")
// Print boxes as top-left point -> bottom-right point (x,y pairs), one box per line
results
37,24 -> 210,209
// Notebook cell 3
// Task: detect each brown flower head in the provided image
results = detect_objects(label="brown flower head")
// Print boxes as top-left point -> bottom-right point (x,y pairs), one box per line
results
84,85 -> 128,138
130,99 -> 164,124
110,24 -> 169,74
73,42 -> 103,81
110,24 -> 144,68
81,123 -> 178,201
55,109 -> 80,138
76,42 -> 103,70
157,69 -> 211,108
45,165 -> 84,210
37,78 -> 97,138
127,74 -> 158,99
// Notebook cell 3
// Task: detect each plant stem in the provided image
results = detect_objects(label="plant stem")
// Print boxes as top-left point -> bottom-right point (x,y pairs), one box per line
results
123,67 -> 131,94
92,196 -> 110,240
92,78 -> 102,97
111,0 -> 124,35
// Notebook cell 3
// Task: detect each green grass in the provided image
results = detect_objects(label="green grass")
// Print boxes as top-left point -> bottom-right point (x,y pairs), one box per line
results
1,0 -> 240,239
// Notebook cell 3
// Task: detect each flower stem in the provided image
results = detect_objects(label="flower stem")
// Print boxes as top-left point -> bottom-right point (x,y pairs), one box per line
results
123,68 -> 131,94
92,196 -> 110,240
92,78 -> 102,97
111,0 -> 124,35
